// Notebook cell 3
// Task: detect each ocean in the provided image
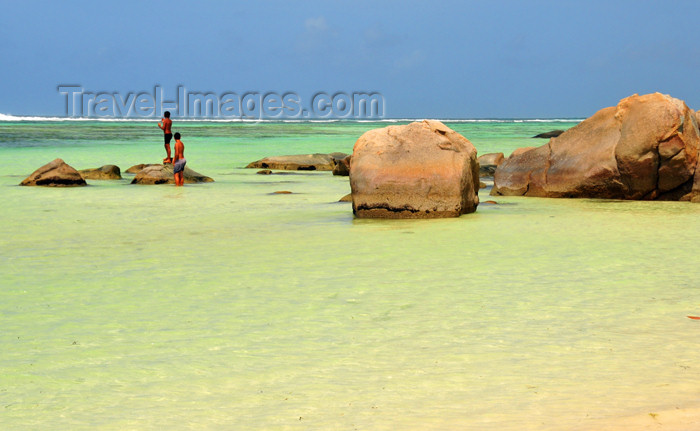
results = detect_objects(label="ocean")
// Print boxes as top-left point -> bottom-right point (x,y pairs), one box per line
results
1,118 -> 700,430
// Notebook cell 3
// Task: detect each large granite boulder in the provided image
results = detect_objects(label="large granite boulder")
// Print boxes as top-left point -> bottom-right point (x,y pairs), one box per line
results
350,120 -> 480,218
246,154 -> 337,171
131,164 -> 214,185
477,152 -> 504,177
79,165 -> 122,180
493,93 -> 700,201
20,158 -> 87,187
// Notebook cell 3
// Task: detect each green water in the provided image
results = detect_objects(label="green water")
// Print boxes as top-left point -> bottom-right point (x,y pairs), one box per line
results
2,120 -> 700,430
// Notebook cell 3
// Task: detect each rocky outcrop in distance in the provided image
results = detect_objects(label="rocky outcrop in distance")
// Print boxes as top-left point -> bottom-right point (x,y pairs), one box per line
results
532,130 -> 566,139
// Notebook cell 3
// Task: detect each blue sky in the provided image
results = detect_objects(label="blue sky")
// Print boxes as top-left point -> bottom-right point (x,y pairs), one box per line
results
1,0 -> 699,118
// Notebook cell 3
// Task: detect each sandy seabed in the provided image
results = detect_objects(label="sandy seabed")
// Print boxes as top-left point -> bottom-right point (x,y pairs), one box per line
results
580,406 -> 700,431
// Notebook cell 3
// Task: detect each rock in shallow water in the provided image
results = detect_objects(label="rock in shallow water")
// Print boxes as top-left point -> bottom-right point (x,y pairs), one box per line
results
477,152 -> 504,177
20,158 -> 87,187
350,120 -> 480,218
79,165 -> 122,180
493,93 -> 700,201
246,154 -> 339,171
332,155 -> 351,176
125,164 -> 160,174
130,164 -> 214,184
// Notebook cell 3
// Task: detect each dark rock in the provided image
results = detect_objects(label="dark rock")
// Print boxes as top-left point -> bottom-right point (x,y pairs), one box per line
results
79,165 -> 122,180
477,152 -> 504,177
131,164 -> 214,185
246,154 -> 337,171
532,130 -> 566,139
257,169 -> 272,175
332,155 -> 351,176
329,152 -> 350,161
350,120 -> 480,218
20,158 -> 87,187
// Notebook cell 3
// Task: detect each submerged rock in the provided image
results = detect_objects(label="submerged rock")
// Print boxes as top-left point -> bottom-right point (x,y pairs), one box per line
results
350,120 -> 480,218
477,152 -> 504,177
339,193 -> 352,202
20,158 -> 87,187
246,153 -> 338,171
493,93 -> 700,201
79,165 -> 122,180
131,164 -> 214,185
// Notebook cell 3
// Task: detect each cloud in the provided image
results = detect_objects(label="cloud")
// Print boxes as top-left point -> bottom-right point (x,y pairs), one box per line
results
304,16 -> 329,33
394,49 -> 426,70
296,16 -> 333,54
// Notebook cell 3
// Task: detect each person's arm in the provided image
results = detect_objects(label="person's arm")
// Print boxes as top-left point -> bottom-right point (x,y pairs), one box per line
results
158,119 -> 164,130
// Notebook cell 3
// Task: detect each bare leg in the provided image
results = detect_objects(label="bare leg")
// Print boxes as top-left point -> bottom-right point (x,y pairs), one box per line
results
163,143 -> 172,163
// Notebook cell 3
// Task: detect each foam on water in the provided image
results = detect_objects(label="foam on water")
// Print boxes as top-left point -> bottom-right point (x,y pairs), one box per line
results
1,120 -> 699,430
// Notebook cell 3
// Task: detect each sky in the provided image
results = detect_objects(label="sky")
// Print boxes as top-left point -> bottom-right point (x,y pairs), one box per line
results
1,0 -> 700,119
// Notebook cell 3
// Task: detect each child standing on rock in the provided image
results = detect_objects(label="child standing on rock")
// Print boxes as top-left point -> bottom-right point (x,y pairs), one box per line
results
158,111 -> 173,163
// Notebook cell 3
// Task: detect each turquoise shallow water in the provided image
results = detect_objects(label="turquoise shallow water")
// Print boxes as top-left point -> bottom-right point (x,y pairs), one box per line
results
1,120 -> 700,430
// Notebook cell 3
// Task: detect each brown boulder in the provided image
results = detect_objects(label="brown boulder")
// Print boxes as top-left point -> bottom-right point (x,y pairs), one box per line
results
493,93 -> 700,201
510,147 -> 537,158
350,120 -> 480,218
79,165 -> 122,180
332,155 -> 351,176
246,154 -> 337,171
329,152 -> 350,160
477,152 -> 504,177
20,158 -> 87,187
131,164 -> 214,185
125,164 -> 160,174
